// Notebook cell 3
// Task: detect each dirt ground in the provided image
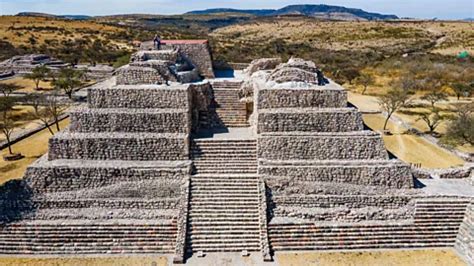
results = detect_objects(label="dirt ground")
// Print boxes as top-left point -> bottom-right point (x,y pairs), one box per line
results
0,256 -> 168,266
0,76 -> 54,93
348,91 -> 474,163
276,249 -> 466,266
0,249 -> 465,266
362,114 -> 465,168
0,119 -> 69,185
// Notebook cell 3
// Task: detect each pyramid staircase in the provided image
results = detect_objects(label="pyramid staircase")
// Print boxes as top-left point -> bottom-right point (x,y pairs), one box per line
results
187,139 -> 261,253
210,81 -> 249,128
268,198 -> 470,251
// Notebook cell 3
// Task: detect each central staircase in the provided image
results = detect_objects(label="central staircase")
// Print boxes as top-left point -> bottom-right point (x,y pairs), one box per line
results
211,81 -> 249,128
187,139 -> 261,253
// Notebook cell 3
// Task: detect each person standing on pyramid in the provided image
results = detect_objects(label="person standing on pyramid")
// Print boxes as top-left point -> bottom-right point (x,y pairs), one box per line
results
153,34 -> 161,50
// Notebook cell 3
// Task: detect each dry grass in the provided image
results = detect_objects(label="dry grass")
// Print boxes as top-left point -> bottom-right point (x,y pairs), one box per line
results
276,248 -> 466,266
348,91 -> 474,154
0,119 -> 69,185
0,105 -> 39,142
0,16 -> 129,48
363,114 -> 464,168
0,77 -> 53,93
0,256 -> 168,266
212,20 -> 472,56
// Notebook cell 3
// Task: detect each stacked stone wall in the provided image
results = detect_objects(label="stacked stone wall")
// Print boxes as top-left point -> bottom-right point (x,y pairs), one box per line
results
260,161 -> 413,189
162,42 -> 214,78
116,66 -> 166,85
48,131 -> 189,161
258,132 -> 388,161
70,107 -> 190,133
25,157 -> 191,193
455,201 -> 473,264
258,108 -> 363,133
257,88 -> 347,109
271,195 -> 412,209
31,199 -> 180,210
88,85 -> 190,109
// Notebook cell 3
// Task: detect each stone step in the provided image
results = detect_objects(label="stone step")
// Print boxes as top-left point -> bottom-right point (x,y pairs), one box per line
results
192,173 -> 258,178
189,228 -> 260,234
191,151 -> 257,155
192,140 -> 256,144
415,213 -> 467,218
189,234 -> 259,240
271,242 -> 454,251
414,218 -> 464,222
190,191 -> 259,196
270,230 -> 458,238
194,170 -> 257,174
193,161 -> 257,164
416,206 -> 468,210
0,245 -> 174,254
192,179 -> 258,184
0,239 -> 176,245
269,223 -> 462,231
190,201 -> 260,206
188,212 -> 259,218
188,208 -> 258,214
190,190 -> 259,195
270,232 -> 458,241
0,225 -> 176,230
188,246 -> 260,252
270,236 -> 456,245
189,217 -> 259,223
190,195 -> 260,201
188,239 -> 260,246
191,180 -> 258,185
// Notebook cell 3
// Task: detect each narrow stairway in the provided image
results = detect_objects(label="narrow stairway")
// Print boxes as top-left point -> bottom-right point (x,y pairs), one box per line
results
187,139 -> 261,253
211,81 -> 249,128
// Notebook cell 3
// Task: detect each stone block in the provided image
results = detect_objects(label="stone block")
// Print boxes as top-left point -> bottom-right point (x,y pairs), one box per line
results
257,86 -> 347,109
257,108 -> 364,133
88,84 -> 190,109
258,132 -> 388,160
24,156 -> 191,193
48,130 -> 189,161
69,106 -> 190,133
259,159 -> 413,188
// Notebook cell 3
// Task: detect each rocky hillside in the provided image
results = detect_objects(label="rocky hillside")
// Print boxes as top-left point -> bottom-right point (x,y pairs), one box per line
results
187,4 -> 399,21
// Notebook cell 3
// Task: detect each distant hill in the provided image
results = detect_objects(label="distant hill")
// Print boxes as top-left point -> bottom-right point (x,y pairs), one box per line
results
17,12 -> 91,20
187,4 -> 399,20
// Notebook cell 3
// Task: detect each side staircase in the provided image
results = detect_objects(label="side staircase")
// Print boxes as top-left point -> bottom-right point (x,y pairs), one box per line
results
211,81 -> 249,128
268,198 -> 470,251
187,139 -> 261,253
0,222 -> 177,254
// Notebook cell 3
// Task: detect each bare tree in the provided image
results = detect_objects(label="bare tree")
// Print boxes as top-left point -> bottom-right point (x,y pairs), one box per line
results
355,73 -> 374,95
45,91 -> 67,131
0,97 -> 16,155
421,89 -> 448,108
0,83 -> 21,97
378,88 -> 411,131
443,103 -> 474,146
417,108 -> 444,134
28,94 -> 55,135
452,83 -> 473,100
52,68 -> 84,99
24,65 -> 51,91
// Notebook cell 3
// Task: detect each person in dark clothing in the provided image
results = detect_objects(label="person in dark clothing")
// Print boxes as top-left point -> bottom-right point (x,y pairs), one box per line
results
316,69 -> 326,86
153,34 -> 161,50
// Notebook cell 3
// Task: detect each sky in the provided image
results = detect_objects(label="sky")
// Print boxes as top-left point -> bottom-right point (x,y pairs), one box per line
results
0,0 -> 473,19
